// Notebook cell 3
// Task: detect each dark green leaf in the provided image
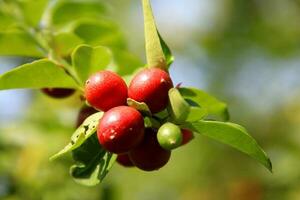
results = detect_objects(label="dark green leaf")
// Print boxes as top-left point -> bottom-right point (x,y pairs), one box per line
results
71,134 -> 117,186
72,45 -> 112,84
158,32 -> 174,67
0,31 -> 43,57
50,112 -> 103,161
179,87 -> 229,121
0,59 -> 79,90
186,120 -> 272,172
50,0 -> 106,26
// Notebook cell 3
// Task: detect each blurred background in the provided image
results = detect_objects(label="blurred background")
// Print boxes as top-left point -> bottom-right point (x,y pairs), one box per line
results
1,0 -> 300,199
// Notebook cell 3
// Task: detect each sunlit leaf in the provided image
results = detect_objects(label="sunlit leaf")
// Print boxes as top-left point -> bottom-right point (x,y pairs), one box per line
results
72,45 -> 112,84
186,120 -> 272,172
53,32 -> 84,57
0,59 -> 79,90
179,87 -> 229,121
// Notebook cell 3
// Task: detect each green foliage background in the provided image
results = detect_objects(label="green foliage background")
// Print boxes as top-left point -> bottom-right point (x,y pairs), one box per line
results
0,0 -> 300,199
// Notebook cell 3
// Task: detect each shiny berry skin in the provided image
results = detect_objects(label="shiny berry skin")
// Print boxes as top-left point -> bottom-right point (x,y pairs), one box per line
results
129,128 -> 171,171
85,70 -> 128,111
116,154 -> 134,167
181,129 -> 194,146
42,88 -> 75,98
128,68 -> 173,113
157,122 -> 182,150
97,106 -> 144,154
76,106 -> 98,128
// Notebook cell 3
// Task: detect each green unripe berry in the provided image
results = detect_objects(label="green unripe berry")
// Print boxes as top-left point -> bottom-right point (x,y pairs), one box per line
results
157,122 -> 182,150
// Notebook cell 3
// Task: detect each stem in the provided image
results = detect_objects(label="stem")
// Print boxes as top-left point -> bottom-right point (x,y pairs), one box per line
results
142,0 -> 167,70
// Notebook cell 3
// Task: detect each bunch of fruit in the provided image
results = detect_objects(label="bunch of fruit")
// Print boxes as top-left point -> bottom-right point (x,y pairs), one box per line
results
78,68 -> 194,171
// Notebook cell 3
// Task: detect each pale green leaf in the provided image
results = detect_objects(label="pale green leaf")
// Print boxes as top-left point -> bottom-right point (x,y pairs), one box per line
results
53,32 -> 84,56
72,45 -> 112,83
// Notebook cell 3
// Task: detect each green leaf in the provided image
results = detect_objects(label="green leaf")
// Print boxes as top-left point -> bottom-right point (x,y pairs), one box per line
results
72,45 -> 112,84
168,88 -> 190,123
186,120 -> 272,172
72,20 -> 125,48
50,112 -> 103,161
17,0 -> 48,27
186,107 -> 207,122
53,32 -> 84,57
158,32 -> 174,67
179,87 -> 229,121
0,31 -> 43,57
142,0 -> 167,69
50,0 -> 106,26
0,10 -> 17,29
70,134 -> 117,186
127,98 -> 152,116
113,49 -> 143,76
0,59 -> 79,90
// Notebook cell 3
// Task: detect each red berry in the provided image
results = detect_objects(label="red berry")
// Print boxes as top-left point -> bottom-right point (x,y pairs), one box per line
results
42,88 -> 75,98
116,154 -> 134,167
76,106 -> 98,128
128,68 -> 173,113
97,106 -> 144,154
181,129 -> 194,146
85,70 -> 128,111
129,128 -> 171,171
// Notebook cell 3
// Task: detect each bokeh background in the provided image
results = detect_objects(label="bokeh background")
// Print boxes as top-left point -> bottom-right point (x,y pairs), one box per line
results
1,0 -> 300,199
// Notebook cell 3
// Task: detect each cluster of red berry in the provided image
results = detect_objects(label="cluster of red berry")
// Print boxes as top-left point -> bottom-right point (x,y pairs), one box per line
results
83,68 -> 193,171
43,68 -> 194,171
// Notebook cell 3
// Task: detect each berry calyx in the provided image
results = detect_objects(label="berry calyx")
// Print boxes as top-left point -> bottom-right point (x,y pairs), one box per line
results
129,128 -> 171,171
181,129 -> 194,146
128,68 -> 173,113
116,154 -> 135,167
76,106 -> 98,128
42,88 -> 75,98
97,106 -> 144,154
157,122 -> 182,150
85,70 -> 128,111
